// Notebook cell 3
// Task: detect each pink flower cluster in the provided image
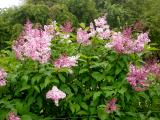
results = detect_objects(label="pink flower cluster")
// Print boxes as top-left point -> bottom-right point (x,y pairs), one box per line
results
61,21 -> 73,33
105,30 -> 150,54
105,98 -> 117,113
122,27 -> 132,38
94,16 -> 107,27
46,86 -> 66,106
8,112 -> 21,120
44,24 -> 56,35
145,60 -> 160,77
89,16 -> 111,39
0,68 -> 7,87
127,65 -> 149,91
127,63 -> 160,91
13,21 -> 54,63
54,55 -> 79,69
77,28 -> 90,45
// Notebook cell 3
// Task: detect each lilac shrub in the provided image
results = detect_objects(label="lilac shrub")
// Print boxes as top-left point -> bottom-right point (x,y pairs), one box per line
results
0,16 -> 160,120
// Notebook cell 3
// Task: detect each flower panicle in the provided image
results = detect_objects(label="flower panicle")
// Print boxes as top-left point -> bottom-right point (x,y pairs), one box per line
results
46,86 -> 66,106
12,21 -> 54,63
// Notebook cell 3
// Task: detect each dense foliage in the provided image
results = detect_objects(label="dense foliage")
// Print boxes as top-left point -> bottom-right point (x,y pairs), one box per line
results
0,16 -> 160,120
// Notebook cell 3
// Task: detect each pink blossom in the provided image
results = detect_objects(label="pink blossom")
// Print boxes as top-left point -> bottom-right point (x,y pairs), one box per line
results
0,68 -> 7,79
132,33 -> 150,52
89,16 -> 111,39
46,86 -> 66,106
98,27 -> 111,39
149,63 -> 160,76
0,68 -> 7,87
105,29 -> 150,54
127,65 -> 149,91
8,112 -> 21,120
94,16 -> 107,27
122,27 -> 132,38
89,22 -> 96,37
127,62 -> 160,91
107,32 -> 133,54
0,79 -> 6,86
12,36 -> 25,60
44,25 -> 56,35
13,21 -> 53,63
105,98 -> 117,113
145,60 -> 160,76
54,55 -> 79,69
105,43 -> 114,49
77,28 -> 90,45
61,21 -> 73,33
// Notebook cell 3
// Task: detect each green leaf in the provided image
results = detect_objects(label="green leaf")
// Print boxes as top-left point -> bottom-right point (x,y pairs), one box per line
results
89,106 -> 96,114
93,91 -> 101,101
118,61 -> 125,68
60,84 -> 72,95
37,96 -> 43,109
21,75 -> 29,83
44,77 -> 51,88
77,110 -> 88,115
27,96 -> 35,106
138,92 -> 150,101
118,87 -> 127,94
92,72 -> 104,81
0,110 -> 8,120
33,86 -> 40,93
147,47 -> 160,51
20,85 -> 31,92
21,115 -> 32,120
90,62 -> 107,68
115,65 -> 121,75
84,92 -> 93,101
69,103 -> 80,113
105,64 -> 112,72
79,23 -> 86,29
149,117 -> 159,120
107,55 -> 116,61
31,75 -> 41,84
52,77 -> 59,84
97,107 -> 108,120
79,68 -> 88,74
71,84 -> 78,94
15,101 -> 25,114
80,102 -> 88,110
126,112 -> 137,117
98,105 -> 106,108
106,76 -> 114,82
104,91 -> 115,98
58,73 -> 66,83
